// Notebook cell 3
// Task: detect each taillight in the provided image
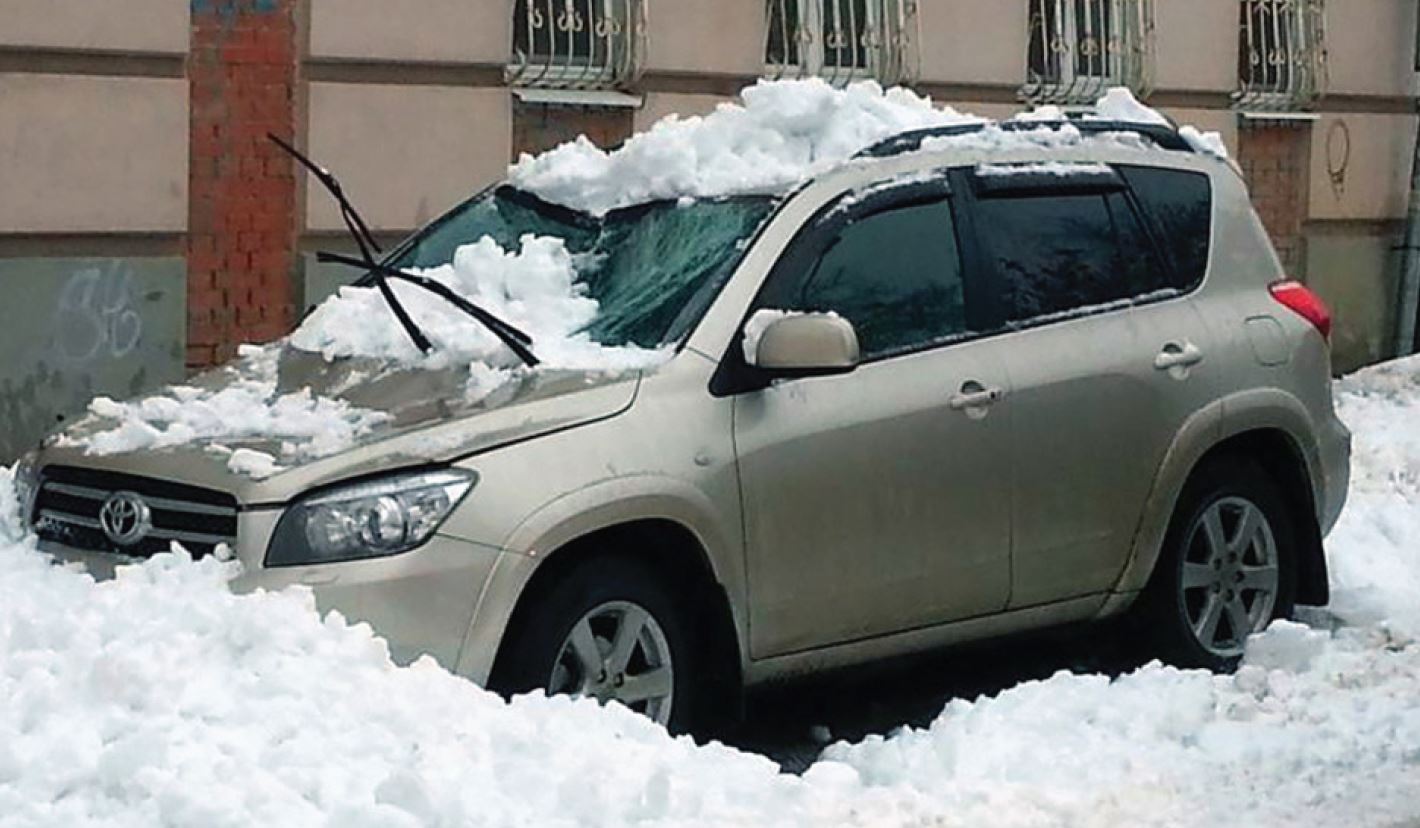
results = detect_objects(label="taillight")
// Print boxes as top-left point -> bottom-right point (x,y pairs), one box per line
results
1269,280 -> 1332,341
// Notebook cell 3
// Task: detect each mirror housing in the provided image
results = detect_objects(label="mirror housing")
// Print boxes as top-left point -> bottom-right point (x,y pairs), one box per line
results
745,310 -> 860,377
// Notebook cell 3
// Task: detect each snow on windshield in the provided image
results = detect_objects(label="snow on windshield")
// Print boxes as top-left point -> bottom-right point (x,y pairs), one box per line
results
4,355 -> 1420,824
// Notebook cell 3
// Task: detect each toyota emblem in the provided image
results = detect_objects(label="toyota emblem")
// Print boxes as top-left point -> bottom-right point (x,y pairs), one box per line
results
98,491 -> 152,546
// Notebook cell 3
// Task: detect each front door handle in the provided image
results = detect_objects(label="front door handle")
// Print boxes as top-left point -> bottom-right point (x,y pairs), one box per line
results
1154,341 -> 1204,371
949,381 -> 1004,413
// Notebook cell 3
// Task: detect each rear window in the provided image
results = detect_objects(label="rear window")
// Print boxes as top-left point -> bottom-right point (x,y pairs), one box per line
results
973,191 -> 1170,324
1118,166 -> 1213,289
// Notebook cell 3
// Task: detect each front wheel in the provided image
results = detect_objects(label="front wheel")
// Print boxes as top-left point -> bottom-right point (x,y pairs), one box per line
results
1139,457 -> 1297,671
489,556 -> 695,732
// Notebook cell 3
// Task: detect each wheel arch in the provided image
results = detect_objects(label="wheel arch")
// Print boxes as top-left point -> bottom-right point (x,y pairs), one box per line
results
456,480 -> 747,723
1111,392 -> 1329,608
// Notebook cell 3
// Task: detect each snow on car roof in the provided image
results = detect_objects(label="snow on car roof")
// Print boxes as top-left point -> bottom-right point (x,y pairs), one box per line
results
508,78 -> 1228,216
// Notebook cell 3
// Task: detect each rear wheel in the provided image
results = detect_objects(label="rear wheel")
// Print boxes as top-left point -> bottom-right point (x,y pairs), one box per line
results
1140,457 -> 1297,670
489,555 -> 695,732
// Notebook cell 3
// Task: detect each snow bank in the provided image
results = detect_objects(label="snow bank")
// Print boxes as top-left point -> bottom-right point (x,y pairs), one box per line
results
1325,354 -> 1420,633
5,355 -> 1420,826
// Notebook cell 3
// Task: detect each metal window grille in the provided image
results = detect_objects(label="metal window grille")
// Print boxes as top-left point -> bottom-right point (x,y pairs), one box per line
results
1233,0 -> 1327,111
509,0 -> 647,89
1021,0 -> 1154,105
765,0 -> 921,87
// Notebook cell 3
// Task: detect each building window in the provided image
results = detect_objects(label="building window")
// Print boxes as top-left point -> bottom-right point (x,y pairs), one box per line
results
1021,0 -> 1154,106
509,0 -> 646,89
765,0 -> 920,87
1234,0 -> 1327,111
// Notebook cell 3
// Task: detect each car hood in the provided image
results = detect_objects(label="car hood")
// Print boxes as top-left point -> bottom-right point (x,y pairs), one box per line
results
36,347 -> 642,505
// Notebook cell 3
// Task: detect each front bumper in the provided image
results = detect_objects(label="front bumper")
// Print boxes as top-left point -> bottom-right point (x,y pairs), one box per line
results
40,530 -> 508,676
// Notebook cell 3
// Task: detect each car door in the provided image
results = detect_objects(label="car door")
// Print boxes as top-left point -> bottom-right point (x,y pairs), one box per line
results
725,176 -> 1013,659
959,163 -> 1219,608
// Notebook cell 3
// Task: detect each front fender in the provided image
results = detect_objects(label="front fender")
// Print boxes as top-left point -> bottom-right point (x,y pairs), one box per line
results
452,475 -> 745,684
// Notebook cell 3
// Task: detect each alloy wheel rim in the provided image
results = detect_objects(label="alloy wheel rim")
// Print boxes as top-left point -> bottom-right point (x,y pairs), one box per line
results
549,600 -> 675,725
1179,495 -> 1280,657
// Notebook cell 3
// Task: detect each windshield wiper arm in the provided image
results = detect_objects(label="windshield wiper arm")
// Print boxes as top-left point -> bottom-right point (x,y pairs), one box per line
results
267,133 -> 432,354
317,251 -> 539,367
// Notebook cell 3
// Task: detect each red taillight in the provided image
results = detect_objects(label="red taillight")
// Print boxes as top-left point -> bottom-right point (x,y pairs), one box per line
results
1269,279 -> 1332,341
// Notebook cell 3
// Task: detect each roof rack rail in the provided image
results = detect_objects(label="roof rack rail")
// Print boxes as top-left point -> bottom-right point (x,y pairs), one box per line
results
856,120 -> 1195,159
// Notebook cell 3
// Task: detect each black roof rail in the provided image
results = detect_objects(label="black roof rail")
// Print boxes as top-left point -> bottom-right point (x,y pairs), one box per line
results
855,119 -> 1195,159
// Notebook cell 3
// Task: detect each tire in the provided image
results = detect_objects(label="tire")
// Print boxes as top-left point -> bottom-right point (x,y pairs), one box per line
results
488,554 -> 698,734
1137,455 -> 1298,671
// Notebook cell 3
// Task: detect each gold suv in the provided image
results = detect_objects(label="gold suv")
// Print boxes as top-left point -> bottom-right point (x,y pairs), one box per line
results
18,120 -> 1350,733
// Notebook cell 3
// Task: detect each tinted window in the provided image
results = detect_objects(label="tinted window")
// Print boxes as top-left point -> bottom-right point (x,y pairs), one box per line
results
974,191 -> 1168,323
772,198 -> 967,358
1119,166 -> 1213,289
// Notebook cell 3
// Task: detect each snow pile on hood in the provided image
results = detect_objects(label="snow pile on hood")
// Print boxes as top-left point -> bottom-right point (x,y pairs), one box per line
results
58,346 -> 390,479
291,234 -> 667,376
5,356 -> 1420,825
510,81 -> 1227,215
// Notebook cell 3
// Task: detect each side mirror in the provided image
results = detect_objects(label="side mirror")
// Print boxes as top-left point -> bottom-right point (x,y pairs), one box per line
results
744,310 -> 860,377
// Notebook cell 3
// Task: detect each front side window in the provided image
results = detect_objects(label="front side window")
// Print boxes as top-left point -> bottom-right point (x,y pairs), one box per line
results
762,198 -> 968,358
974,191 -> 1168,324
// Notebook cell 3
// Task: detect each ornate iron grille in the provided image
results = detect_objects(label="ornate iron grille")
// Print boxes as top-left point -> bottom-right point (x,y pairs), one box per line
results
1021,0 -> 1155,106
765,0 -> 921,87
508,0 -> 647,89
1233,0 -> 1327,111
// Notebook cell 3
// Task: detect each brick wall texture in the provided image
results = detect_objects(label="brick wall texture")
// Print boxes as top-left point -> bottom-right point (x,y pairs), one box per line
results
1237,122 -> 1313,276
186,0 -> 300,370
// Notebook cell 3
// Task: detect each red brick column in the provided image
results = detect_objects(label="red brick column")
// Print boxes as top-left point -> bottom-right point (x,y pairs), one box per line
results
1237,121 -> 1313,276
187,0 -> 300,369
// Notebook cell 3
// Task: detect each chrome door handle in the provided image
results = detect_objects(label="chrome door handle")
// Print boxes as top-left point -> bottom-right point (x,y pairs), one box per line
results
949,382 -> 1004,411
1154,342 -> 1204,371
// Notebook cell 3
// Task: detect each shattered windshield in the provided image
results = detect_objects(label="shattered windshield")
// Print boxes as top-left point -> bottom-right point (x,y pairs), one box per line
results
382,186 -> 779,349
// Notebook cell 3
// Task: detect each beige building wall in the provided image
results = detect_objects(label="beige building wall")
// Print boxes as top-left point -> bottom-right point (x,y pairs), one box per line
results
643,0 -> 764,76
1325,0 -> 1416,98
635,92 -> 730,131
305,82 -> 513,232
0,73 -> 188,233
918,0 -> 1027,87
309,0 -> 509,64
1152,0 -> 1237,93
0,0 -> 188,53
1308,113 -> 1416,221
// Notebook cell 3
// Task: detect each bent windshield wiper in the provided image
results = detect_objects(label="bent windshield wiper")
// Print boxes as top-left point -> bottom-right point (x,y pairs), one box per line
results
269,134 -> 538,367
267,133 -> 431,353
316,251 -> 539,367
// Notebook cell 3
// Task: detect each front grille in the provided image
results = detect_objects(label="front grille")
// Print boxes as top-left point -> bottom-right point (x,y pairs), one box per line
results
32,465 -> 238,558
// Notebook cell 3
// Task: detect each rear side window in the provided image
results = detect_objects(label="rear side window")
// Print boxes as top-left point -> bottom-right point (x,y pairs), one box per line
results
788,199 -> 967,358
1118,166 -> 1213,289
973,192 -> 1169,324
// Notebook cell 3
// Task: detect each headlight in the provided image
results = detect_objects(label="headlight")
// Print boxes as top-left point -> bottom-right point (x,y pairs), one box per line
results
266,468 -> 477,567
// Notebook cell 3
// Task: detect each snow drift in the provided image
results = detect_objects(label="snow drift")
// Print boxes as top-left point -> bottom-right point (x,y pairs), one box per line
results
4,355 -> 1420,827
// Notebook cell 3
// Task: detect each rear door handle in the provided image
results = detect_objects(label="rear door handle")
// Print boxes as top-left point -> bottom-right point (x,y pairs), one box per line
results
1154,341 -> 1204,371
949,381 -> 1004,412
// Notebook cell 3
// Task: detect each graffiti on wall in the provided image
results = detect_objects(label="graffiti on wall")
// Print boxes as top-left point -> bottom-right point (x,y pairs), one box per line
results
53,262 -> 144,364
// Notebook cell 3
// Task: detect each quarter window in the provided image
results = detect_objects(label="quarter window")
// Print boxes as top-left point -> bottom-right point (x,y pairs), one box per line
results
1118,166 -> 1213,290
767,198 -> 967,358
974,191 -> 1168,324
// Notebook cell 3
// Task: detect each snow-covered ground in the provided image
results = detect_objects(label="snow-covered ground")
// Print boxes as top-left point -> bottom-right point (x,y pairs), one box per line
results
1,355 -> 1419,827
